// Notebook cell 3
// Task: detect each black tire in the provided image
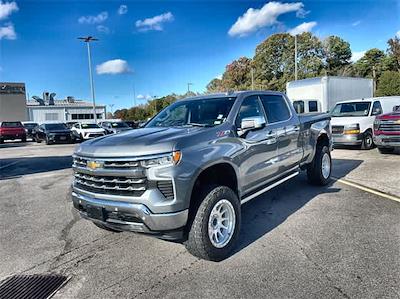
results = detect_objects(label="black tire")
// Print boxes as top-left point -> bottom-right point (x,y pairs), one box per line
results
361,131 -> 374,150
45,136 -> 51,145
307,145 -> 331,186
0,138 -> 3,144
35,135 -> 42,143
93,222 -> 122,233
185,185 -> 241,261
21,137 -> 26,143
378,147 -> 395,154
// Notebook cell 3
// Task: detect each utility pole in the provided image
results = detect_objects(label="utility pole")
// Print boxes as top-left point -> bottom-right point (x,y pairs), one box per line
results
187,82 -> 193,93
78,36 -> 98,123
251,68 -> 255,90
294,34 -> 298,81
108,104 -> 114,118
133,80 -> 136,108
372,65 -> 377,96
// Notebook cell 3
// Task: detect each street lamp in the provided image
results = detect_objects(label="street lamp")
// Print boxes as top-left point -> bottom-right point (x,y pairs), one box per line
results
187,82 -> 193,93
78,36 -> 98,123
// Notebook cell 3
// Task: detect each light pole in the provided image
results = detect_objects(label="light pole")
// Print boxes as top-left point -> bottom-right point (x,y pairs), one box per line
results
78,36 -> 98,123
108,104 -> 114,118
294,34 -> 298,81
251,68 -> 255,90
187,82 -> 193,93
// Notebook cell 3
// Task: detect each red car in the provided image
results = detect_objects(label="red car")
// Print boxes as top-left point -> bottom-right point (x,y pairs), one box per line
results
0,121 -> 27,143
373,106 -> 400,154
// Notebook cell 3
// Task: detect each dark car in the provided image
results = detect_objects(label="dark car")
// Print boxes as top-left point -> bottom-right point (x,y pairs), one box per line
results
99,121 -> 132,134
22,122 -> 39,139
0,121 -> 26,143
33,123 -> 75,144
124,120 -> 139,129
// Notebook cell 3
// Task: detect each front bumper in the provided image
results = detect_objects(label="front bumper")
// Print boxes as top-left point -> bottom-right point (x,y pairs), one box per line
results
72,191 -> 188,239
373,134 -> 400,147
332,133 -> 362,145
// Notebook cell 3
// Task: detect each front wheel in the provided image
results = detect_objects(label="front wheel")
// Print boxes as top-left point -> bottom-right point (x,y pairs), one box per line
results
307,145 -> 331,185
361,131 -> 374,150
185,186 -> 241,261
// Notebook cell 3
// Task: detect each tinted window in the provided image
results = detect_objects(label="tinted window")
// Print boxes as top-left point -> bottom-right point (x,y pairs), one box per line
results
235,96 -> 264,127
23,123 -> 38,128
259,95 -> 290,123
111,122 -> 129,128
81,123 -> 100,129
309,101 -> 318,112
371,101 -> 382,116
331,102 -> 371,117
1,122 -> 23,127
44,123 -> 68,130
293,101 -> 304,114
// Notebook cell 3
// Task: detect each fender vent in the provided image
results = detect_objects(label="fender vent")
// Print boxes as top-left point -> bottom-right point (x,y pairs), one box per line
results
0,274 -> 69,299
157,180 -> 174,200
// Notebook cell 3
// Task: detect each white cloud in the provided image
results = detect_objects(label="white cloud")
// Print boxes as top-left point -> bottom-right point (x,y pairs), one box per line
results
137,94 -> 152,100
135,12 -> 174,32
78,11 -> 108,24
118,4 -> 127,15
0,22 -> 16,40
396,30 -> 400,38
228,1 -> 304,37
352,20 -> 361,27
96,25 -> 110,34
351,50 -> 366,62
96,59 -> 131,75
288,21 -> 317,35
0,0 -> 18,20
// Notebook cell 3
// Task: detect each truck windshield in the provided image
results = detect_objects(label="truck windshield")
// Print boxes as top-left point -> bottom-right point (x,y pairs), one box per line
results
82,124 -> 100,129
146,97 -> 236,128
44,123 -> 68,130
331,102 -> 371,117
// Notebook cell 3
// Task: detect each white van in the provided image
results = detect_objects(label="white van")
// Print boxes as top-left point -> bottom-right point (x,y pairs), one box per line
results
331,97 -> 400,149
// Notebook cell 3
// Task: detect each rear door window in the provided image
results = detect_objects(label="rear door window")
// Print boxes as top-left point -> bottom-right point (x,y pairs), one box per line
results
293,101 -> 304,114
308,101 -> 318,112
259,95 -> 291,123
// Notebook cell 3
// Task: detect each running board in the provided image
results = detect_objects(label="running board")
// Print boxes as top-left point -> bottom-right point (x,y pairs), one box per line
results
240,171 -> 299,205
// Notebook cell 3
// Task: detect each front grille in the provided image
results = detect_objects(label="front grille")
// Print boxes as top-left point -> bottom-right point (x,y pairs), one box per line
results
379,121 -> 400,132
382,137 -> 400,143
73,156 -> 147,197
157,180 -> 174,200
332,126 -> 344,134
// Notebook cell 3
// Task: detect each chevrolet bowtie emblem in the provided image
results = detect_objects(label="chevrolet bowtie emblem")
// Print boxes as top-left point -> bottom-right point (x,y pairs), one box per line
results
87,161 -> 102,170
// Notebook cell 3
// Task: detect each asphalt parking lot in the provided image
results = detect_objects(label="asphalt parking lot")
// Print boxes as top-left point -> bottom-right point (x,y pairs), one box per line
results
1,142 -> 399,298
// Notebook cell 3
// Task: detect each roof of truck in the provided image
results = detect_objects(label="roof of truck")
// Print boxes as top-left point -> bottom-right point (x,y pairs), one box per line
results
181,90 -> 283,101
335,96 -> 400,104
286,76 -> 373,88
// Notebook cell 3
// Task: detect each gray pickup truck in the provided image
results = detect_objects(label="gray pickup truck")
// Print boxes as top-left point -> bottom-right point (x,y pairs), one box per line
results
71,91 -> 332,261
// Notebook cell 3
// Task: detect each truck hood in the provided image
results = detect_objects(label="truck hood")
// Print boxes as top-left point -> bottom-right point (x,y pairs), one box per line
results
377,111 -> 400,120
331,116 -> 368,126
80,128 -> 105,133
75,126 -> 205,157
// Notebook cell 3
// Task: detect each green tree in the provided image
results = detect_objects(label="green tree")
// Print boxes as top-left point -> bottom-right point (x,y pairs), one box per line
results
222,57 -> 253,90
387,36 -> 400,71
296,32 -> 325,78
354,48 -> 386,78
376,71 -> 400,96
323,36 -> 352,74
206,78 -> 224,93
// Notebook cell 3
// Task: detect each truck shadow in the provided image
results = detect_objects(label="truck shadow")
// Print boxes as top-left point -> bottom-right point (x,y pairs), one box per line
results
0,156 -> 73,180
233,158 -> 363,258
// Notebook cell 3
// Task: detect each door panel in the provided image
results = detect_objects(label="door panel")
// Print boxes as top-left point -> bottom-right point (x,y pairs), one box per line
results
235,96 -> 279,193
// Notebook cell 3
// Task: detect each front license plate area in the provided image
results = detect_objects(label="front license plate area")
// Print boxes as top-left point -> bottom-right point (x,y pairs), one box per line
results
86,205 -> 105,221
60,136 -> 67,140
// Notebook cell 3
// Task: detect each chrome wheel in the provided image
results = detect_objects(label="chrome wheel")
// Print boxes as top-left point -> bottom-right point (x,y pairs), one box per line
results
208,199 -> 236,248
321,152 -> 331,179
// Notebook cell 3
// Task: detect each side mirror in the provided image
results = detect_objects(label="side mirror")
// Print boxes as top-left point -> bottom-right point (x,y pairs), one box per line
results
372,108 -> 382,116
238,116 -> 266,136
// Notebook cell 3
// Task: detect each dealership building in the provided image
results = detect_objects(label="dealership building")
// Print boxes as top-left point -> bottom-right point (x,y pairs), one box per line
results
27,97 -> 106,123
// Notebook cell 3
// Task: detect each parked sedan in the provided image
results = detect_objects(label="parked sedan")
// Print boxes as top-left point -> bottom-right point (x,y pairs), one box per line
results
100,121 -> 132,134
71,123 -> 106,140
33,123 -> 75,144
22,122 -> 39,140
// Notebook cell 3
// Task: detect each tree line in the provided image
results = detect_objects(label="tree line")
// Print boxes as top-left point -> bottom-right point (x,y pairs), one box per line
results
114,33 -> 400,121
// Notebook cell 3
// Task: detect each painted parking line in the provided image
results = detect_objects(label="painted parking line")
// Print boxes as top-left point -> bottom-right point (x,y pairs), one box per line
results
332,176 -> 400,203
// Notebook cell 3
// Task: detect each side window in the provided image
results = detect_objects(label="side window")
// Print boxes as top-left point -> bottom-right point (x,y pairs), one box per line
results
259,95 -> 291,123
371,101 -> 382,116
293,101 -> 304,114
308,101 -> 318,112
235,96 -> 264,127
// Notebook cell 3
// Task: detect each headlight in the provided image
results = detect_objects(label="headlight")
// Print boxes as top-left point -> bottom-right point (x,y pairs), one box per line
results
48,133 -> 55,138
373,119 -> 381,130
343,124 -> 360,135
141,151 -> 181,167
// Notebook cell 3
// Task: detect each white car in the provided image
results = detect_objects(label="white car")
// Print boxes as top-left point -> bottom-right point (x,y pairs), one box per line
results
71,123 -> 106,140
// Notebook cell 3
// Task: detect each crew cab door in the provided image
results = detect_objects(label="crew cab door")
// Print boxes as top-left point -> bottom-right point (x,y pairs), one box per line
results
235,95 -> 279,192
259,94 -> 302,173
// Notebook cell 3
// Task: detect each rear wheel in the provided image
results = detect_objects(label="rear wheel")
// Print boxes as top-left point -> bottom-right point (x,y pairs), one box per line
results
307,145 -> 331,185
378,147 -> 395,154
185,186 -> 241,261
361,131 -> 374,150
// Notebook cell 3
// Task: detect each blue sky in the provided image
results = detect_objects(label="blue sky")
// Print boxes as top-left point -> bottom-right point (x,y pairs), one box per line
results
1,0 -> 399,110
